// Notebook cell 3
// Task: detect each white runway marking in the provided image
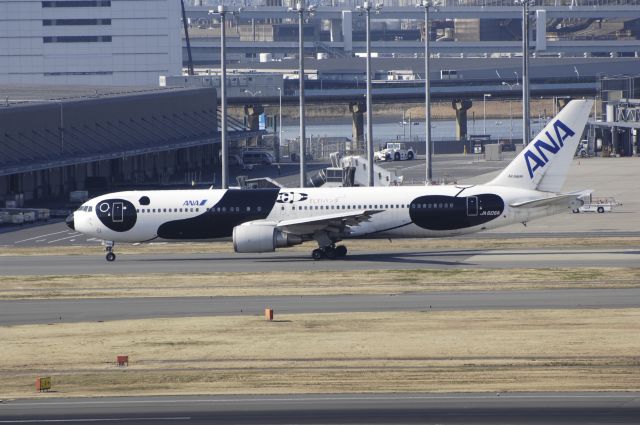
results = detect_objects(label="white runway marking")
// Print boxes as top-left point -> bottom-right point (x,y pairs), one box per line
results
0,417 -> 190,423
47,234 -> 79,244
14,230 -> 68,244
7,393 -> 638,408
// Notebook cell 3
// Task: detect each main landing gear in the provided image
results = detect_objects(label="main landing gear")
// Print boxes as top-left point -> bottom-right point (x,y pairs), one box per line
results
104,241 -> 116,262
311,244 -> 348,260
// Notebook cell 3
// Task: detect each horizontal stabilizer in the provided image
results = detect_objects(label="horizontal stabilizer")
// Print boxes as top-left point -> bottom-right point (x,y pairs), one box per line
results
510,194 -> 581,209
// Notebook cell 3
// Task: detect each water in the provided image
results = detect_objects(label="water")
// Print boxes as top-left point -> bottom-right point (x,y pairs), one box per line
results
280,117 -> 548,144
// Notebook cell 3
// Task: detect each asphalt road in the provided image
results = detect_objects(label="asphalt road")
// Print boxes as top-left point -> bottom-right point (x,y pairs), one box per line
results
1,393 -> 639,424
2,288 -> 639,325
0,247 -> 638,276
1,220 -> 638,249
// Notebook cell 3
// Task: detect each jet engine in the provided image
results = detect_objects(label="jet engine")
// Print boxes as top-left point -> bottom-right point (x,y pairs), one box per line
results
233,221 -> 303,253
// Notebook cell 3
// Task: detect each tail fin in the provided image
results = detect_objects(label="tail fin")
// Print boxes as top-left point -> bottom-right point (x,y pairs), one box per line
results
488,99 -> 593,192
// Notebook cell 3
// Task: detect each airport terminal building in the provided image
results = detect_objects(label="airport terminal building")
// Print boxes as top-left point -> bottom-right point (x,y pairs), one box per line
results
0,86 -> 265,206
0,0 -> 182,86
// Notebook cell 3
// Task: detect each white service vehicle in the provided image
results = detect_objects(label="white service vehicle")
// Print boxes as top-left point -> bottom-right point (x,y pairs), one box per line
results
375,142 -> 416,161
573,197 -> 620,213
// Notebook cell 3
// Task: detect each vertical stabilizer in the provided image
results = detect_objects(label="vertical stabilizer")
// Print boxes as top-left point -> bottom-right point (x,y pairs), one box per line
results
488,99 -> 593,192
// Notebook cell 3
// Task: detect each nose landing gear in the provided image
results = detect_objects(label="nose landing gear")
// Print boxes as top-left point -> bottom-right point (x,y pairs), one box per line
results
104,241 -> 116,262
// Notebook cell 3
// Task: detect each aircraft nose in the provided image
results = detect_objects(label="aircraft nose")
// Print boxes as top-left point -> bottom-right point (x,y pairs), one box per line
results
65,212 -> 75,230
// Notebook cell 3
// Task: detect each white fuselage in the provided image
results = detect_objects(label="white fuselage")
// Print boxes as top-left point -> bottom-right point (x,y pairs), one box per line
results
72,184 -> 561,244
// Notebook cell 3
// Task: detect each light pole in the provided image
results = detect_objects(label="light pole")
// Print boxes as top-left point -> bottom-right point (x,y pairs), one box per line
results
483,93 -> 491,135
515,0 -> 534,146
502,81 -> 518,147
288,2 -> 315,188
210,5 -> 242,189
418,0 -> 436,184
277,87 -> 282,163
356,1 -> 382,187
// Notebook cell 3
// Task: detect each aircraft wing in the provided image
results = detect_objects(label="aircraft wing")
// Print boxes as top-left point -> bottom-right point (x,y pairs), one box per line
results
509,194 -> 583,209
277,209 -> 383,236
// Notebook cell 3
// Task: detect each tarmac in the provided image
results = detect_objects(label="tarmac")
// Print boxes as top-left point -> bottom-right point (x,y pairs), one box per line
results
1,393 -> 639,424
2,288 -> 639,325
0,247 -> 637,275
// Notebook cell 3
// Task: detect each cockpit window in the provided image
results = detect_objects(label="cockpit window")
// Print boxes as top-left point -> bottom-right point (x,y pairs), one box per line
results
139,196 -> 150,206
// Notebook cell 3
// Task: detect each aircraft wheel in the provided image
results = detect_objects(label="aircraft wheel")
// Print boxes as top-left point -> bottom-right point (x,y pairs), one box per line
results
572,208 -> 580,214
335,245 -> 348,257
324,247 -> 337,259
311,249 -> 324,260
597,206 -> 605,213
106,252 -> 116,262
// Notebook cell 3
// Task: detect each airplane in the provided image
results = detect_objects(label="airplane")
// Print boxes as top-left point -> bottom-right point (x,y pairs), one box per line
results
66,99 -> 593,262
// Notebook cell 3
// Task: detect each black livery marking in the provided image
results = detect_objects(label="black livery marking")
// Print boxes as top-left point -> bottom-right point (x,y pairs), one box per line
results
157,189 -> 280,240
276,192 -> 308,204
96,199 -> 137,232
409,194 -> 504,231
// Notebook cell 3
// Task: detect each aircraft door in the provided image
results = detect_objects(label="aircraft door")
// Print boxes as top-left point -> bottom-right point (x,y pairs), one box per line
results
112,202 -> 124,222
466,196 -> 478,216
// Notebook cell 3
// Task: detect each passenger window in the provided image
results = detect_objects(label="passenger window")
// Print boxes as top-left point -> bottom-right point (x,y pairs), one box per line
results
257,206 -> 262,212
246,207 -> 251,211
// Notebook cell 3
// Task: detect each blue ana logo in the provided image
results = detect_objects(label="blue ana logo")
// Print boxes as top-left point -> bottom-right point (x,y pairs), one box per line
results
183,199 -> 207,207
524,119 -> 575,179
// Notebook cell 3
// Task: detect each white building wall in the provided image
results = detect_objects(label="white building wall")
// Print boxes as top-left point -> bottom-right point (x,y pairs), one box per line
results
0,0 -> 182,86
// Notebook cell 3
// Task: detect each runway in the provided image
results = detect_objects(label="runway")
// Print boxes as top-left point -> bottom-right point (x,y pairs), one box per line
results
1,393 -> 639,424
2,288 -> 639,325
0,247 -> 638,276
